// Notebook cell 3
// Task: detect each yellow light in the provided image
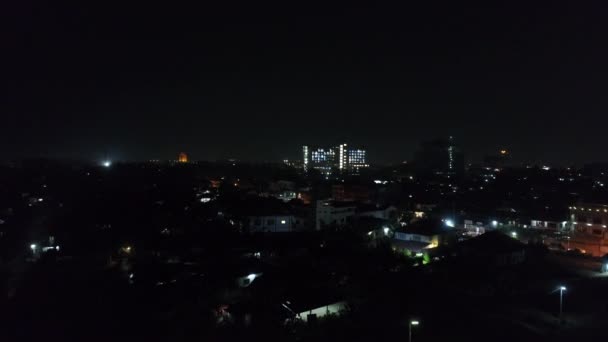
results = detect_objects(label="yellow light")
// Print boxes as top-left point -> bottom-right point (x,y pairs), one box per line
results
500,150 -> 508,155
178,152 -> 188,163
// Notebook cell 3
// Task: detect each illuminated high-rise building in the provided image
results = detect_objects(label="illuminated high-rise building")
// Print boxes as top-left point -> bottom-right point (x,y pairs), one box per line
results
302,144 -> 368,176
178,152 -> 188,163
347,148 -> 368,174
414,136 -> 464,178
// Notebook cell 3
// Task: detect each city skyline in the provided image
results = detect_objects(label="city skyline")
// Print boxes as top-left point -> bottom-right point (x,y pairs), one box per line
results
5,2 -> 608,340
4,2 -> 608,165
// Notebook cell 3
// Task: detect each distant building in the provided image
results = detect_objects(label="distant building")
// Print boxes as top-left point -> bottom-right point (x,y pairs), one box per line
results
303,144 -> 368,177
564,203 -> 608,256
393,219 -> 453,252
283,159 -> 303,169
303,146 -> 336,177
315,200 -> 357,230
570,203 -> 608,234
414,136 -> 464,178
530,219 -> 567,230
293,301 -> 348,322
357,203 -> 398,221
455,231 -> 527,267
347,147 -> 368,174
248,215 -> 304,233
178,152 -> 188,163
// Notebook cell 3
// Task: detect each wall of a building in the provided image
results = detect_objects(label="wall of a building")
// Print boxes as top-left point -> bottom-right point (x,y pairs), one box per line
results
248,215 -> 297,232
296,301 -> 348,322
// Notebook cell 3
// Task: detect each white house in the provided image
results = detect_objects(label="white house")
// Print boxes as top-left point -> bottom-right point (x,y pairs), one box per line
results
315,200 -> 356,230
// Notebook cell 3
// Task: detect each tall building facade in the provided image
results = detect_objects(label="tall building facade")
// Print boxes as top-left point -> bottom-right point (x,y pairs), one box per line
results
303,144 -> 368,176
414,136 -> 464,178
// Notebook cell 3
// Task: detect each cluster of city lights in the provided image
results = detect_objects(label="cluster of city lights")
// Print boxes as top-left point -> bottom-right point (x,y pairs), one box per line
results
569,206 -> 608,213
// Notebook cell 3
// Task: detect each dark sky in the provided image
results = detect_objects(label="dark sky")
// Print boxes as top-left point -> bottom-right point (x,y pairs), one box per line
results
3,1 -> 608,165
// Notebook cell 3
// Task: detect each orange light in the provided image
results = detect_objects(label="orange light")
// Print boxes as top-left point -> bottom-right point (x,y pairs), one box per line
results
178,152 -> 188,163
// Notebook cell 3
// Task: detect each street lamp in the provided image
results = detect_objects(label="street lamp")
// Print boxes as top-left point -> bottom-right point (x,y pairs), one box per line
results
30,243 -> 37,257
409,320 -> 419,342
558,286 -> 566,319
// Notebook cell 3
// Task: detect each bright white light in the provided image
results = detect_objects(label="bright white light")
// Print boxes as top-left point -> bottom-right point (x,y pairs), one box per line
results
511,232 -> 518,238
445,219 -> 455,228
367,231 -> 373,236
559,286 -> 566,291
30,244 -> 37,250
247,274 -> 256,281
102,161 -> 112,167
38,198 -> 44,202
411,320 -> 420,325
491,220 -> 498,227
200,197 -> 211,203
281,220 -> 286,224
383,227 -> 390,235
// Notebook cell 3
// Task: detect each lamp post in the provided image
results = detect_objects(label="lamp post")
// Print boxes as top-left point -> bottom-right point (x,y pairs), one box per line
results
409,320 -> 419,342
558,286 -> 566,319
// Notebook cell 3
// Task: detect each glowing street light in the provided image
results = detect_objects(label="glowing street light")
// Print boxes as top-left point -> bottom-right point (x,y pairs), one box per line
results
511,231 -> 518,238
558,286 -> 566,319
102,160 -> 112,168
409,319 -> 420,342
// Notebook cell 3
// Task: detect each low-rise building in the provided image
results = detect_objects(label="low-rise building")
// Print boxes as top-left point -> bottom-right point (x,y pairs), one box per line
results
294,301 -> 348,322
248,215 -> 305,233
357,203 -> 398,221
315,200 -> 357,230
563,203 -> 608,256
392,219 -> 454,252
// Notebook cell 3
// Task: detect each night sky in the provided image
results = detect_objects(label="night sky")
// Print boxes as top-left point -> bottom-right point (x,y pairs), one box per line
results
3,1 -> 608,165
